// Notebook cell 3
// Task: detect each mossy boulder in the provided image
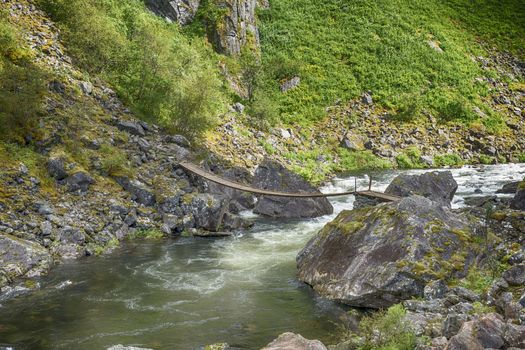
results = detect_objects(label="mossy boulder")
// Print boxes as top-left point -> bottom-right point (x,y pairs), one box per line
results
297,196 -> 480,309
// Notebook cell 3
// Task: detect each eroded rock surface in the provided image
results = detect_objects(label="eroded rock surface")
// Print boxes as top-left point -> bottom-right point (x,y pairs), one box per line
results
145,0 -> 200,25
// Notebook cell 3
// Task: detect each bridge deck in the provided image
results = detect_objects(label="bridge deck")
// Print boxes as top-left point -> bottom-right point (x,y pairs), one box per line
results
179,162 -> 400,201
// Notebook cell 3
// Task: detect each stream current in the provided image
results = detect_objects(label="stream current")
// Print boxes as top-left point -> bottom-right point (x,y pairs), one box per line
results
1,164 -> 524,349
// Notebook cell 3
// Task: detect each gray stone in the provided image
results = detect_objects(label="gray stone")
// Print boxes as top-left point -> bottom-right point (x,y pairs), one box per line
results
424,280 -> 449,300
79,81 -> 93,95
253,159 -> 333,219
297,196 -> 477,308
385,171 -> 458,207
165,134 -> 190,148
116,120 -> 146,137
233,102 -> 245,113
40,221 -> 52,236
445,313 -> 505,350
280,76 -> 301,92
452,287 -> 479,302
443,314 -> 469,339
186,194 -> 228,232
64,172 -> 95,192
511,184 -> 525,210
361,92 -> 373,105
58,226 -> 85,245
145,0 -> 200,25
463,195 -> 497,207
47,157 -> 68,180
114,177 -> 156,206
0,234 -> 52,287
502,264 -> 525,286
262,332 -> 327,350
496,181 -> 521,194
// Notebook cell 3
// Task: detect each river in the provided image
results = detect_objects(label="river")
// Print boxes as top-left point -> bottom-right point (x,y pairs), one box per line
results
1,164 -> 524,349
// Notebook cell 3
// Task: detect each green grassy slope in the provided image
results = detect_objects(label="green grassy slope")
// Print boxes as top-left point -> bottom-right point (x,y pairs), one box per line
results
256,0 -> 524,123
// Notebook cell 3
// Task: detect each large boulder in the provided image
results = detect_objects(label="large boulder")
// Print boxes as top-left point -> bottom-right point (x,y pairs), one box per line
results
297,196 -> 479,308
510,179 -> 525,210
253,159 -> 333,219
385,171 -> 458,207
185,193 -> 229,232
205,166 -> 256,213
261,332 -> 327,350
445,313 -> 509,350
114,177 -> 156,206
145,0 -> 200,25
0,234 -> 52,287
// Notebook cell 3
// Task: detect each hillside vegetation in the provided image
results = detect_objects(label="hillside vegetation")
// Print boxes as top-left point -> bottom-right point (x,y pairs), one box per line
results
254,0 -> 524,123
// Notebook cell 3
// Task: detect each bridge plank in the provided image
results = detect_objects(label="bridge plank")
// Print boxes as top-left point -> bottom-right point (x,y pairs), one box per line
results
179,162 -> 401,201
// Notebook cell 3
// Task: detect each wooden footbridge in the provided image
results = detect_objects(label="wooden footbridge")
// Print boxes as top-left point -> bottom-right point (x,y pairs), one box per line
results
179,162 -> 401,202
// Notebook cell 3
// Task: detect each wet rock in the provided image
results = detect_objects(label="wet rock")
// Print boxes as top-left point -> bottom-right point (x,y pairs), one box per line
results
116,120 -> 146,137
385,171 -> 458,207
205,166 -> 256,213
280,76 -> 301,92
463,195 -> 497,207
510,181 -> 525,210
496,181 -> 520,194
145,0 -> 200,25
186,193 -> 228,232
107,345 -> 153,350
64,172 -> 95,192
47,157 -> 68,180
297,196 -> 477,308
0,234 -> 52,287
253,159 -> 333,219
114,177 -> 156,206
262,332 -> 327,350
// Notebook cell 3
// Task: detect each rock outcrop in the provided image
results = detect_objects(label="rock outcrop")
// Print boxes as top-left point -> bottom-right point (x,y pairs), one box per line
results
145,0 -> 200,25
253,159 -> 333,218
297,196 -> 479,308
262,332 -> 327,350
385,171 -> 458,207
210,0 -> 259,56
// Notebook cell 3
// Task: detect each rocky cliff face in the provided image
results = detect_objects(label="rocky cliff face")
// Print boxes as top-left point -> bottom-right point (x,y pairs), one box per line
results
210,0 -> 260,56
145,0 -> 200,25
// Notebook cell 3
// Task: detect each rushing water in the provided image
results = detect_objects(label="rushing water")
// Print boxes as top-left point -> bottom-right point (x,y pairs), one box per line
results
1,164 -> 525,350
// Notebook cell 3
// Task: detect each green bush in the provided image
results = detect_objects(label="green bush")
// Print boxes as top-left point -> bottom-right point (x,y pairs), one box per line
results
99,145 -> 131,177
358,304 -> 416,350
337,149 -> 392,172
433,153 -> 463,167
38,0 -> 226,139
395,147 -> 425,169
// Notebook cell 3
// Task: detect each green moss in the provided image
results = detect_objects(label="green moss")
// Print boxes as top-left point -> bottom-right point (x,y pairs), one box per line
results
433,154 -> 463,167
396,147 -> 425,169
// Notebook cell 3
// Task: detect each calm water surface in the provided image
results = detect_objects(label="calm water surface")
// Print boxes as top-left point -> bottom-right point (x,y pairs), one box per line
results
1,164 -> 524,349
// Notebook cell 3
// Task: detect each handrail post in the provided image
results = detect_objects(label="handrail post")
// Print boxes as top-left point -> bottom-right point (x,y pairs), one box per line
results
368,176 -> 372,191
354,177 -> 357,194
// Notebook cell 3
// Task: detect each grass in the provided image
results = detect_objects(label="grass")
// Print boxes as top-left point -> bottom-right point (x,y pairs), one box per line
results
433,153 -> 463,167
255,0 -> 523,124
127,228 -> 165,240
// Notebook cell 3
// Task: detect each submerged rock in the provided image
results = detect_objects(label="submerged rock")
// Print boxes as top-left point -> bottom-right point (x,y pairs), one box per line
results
262,332 -> 327,350
385,171 -> 458,207
253,159 -> 333,219
297,196 -> 479,308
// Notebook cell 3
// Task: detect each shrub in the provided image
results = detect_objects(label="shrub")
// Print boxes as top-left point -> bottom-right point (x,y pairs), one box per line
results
358,304 -> 416,350
395,147 -> 425,169
38,0 -> 226,139
337,149 -> 392,172
99,145 -> 131,177
433,153 -> 463,167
